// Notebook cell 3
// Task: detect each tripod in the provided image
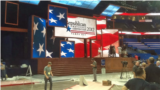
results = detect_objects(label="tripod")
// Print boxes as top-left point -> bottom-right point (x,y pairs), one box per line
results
120,63 -> 131,79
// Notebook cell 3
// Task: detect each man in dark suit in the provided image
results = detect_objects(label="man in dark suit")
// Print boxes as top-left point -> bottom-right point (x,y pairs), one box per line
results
145,57 -> 160,84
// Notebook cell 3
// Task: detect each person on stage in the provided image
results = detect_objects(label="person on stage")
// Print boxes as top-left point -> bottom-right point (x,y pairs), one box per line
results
1,62 -> 6,81
44,62 -> 53,90
90,58 -> 97,82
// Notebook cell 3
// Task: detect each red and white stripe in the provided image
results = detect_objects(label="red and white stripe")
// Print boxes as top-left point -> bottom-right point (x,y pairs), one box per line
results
114,12 -> 160,16
97,19 -> 106,30
119,31 -> 160,35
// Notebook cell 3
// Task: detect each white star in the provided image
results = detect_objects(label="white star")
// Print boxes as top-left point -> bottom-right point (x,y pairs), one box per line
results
49,18 -> 57,24
33,22 -> 39,35
37,43 -> 44,56
61,43 -> 65,47
67,48 -> 74,53
49,9 -> 53,14
61,51 -> 67,57
41,27 -> 46,37
57,13 -> 65,20
67,42 -> 72,45
46,50 -> 53,58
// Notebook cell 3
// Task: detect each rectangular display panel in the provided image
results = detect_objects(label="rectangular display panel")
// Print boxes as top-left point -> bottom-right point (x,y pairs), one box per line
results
48,5 -> 68,27
60,41 -> 75,58
51,0 -> 101,10
30,16 -> 46,58
55,16 -> 97,39
101,4 -> 120,17
102,29 -> 119,57
5,1 -> 19,25
19,0 -> 40,5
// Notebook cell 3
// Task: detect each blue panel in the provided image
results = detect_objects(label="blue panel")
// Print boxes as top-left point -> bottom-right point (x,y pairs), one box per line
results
19,0 -> 40,5
61,41 -> 75,58
51,0 -> 100,10
29,0 -> 40,5
32,16 -> 46,58
101,5 -> 120,17
48,6 -> 67,27
19,0 -> 30,3
101,59 -> 105,66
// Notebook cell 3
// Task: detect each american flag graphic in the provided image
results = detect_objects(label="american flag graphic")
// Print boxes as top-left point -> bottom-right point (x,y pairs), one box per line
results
48,5 -> 67,27
31,16 -> 46,58
60,41 -> 75,58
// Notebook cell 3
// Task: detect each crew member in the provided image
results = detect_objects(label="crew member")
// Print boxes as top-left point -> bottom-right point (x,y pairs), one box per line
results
44,62 -> 53,90
133,61 -> 140,73
90,58 -> 97,82
145,57 -> 160,84
1,62 -> 6,81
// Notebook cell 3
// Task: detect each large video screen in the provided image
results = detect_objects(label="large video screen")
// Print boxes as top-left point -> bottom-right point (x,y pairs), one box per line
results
19,0 -> 40,5
102,29 -> 119,57
55,16 -> 97,39
101,4 -> 120,17
51,0 -> 101,10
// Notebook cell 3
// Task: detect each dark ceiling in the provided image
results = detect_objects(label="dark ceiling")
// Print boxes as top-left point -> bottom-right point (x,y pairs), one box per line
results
1,1 -> 160,29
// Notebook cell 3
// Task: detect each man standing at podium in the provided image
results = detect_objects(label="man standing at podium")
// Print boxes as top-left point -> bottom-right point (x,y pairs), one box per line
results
44,62 -> 53,90
0,62 -> 6,81
90,58 -> 97,82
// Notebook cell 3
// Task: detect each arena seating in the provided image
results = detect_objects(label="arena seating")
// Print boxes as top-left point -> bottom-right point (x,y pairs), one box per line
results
124,38 -> 160,61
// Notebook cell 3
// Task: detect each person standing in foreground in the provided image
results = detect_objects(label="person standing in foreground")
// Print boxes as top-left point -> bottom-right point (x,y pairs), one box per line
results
122,67 -> 149,90
1,62 -> 6,81
44,62 -> 53,90
90,58 -> 97,82
145,57 -> 160,84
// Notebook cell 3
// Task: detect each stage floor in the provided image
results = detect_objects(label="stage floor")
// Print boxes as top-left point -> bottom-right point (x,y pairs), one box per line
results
1,72 -> 133,90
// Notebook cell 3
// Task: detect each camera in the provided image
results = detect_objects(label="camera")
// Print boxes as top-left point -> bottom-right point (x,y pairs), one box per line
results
121,61 -> 128,67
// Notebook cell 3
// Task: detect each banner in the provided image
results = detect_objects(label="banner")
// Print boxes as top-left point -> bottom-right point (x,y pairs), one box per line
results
102,29 -> 119,57
60,41 -> 75,58
55,16 -> 97,39
30,16 -> 46,58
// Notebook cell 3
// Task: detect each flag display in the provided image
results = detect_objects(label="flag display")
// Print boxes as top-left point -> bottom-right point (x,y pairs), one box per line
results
68,38 -> 84,58
102,29 -> 119,57
48,5 -> 67,27
55,16 -> 96,39
32,16 -> 46,58
60,41 -> 75,58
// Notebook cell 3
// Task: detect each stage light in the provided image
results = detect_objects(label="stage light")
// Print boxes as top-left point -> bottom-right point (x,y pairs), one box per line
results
19,0 -> 40,5
50,0 -> 101,10
101,4 -> 120,17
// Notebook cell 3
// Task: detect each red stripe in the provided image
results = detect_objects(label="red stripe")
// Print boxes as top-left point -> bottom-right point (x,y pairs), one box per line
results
68,16 -> 77,18
93,15 -> 106,19
120,13 -> 148,16
97,24 -> 106,30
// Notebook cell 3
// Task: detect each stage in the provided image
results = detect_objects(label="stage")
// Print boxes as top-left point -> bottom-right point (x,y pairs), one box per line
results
37,57 -> 135,76
1,72 -> 133,90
